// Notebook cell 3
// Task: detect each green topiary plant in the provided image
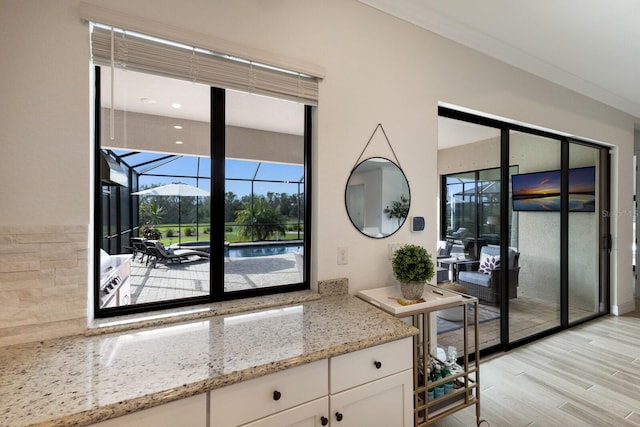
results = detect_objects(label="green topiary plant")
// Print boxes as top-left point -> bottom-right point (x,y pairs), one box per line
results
391,244 -> 434,284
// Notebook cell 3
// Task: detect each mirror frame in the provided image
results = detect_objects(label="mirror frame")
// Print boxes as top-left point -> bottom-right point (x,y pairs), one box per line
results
345,156 -> 411,239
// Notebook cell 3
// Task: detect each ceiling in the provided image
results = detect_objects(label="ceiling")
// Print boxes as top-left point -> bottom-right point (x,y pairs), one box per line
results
101,67 -> 305,136
359,0 -> 640,121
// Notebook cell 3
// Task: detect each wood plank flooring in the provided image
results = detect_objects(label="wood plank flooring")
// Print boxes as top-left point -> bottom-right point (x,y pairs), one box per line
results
430,306 -> 640,426
436,296 -> 596,354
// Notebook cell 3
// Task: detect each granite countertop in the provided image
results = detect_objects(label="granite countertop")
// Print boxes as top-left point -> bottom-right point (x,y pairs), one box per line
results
0,294 -> 417,427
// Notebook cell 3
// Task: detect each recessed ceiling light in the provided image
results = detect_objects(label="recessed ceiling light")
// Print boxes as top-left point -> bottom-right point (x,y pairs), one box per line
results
140,97 -> 157,104
175,140 -> 184,145
171,103 -> 182,109
173,125 -> 183,129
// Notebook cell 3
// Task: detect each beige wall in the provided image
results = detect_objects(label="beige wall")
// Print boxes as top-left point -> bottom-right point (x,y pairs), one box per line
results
0,0 -> 636,345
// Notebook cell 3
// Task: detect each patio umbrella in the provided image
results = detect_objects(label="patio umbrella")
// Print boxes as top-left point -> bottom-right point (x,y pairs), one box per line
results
132,183 -> 210,244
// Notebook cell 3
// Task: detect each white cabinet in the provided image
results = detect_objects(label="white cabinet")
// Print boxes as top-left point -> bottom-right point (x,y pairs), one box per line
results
242,397 -> 329,427
330,337 -> 412,392
329,370 -> 413,427
91,339 -> 412,427
210,359 -> 328,427
90,393 -> 207,427
329,337 -> 413,427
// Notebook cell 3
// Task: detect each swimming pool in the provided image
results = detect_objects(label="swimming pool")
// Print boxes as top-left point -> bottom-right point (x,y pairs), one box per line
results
176,241 -> 302,258
227,243 -> 302,258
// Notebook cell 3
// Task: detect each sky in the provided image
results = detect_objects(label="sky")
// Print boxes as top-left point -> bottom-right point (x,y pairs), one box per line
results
123,151 -> 304,197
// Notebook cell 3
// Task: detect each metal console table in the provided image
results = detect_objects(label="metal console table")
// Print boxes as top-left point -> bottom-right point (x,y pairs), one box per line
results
358,284 -> 482,426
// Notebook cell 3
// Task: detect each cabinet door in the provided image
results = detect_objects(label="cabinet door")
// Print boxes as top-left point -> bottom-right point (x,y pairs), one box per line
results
330,337 -> 412,393
90,393 -> 206,427
330,369 -> 412,427
242,397 -> 329,427
210,359 -> 328,427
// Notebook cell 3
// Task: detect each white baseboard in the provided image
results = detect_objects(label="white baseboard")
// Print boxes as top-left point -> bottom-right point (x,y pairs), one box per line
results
611,299 -> 637,315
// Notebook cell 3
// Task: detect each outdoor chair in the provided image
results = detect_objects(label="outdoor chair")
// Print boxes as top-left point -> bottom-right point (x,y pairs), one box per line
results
129,237 -> 150,263
456,245 -> 519,304
437,240 -> 454,259
144,240 -> 209,268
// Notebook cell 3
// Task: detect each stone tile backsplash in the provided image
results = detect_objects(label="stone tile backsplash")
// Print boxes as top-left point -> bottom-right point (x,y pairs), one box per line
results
0,226 -> 88,347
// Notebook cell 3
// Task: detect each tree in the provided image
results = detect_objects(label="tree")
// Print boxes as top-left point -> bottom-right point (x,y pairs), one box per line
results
224,192 -> 243,222
235,196 -> 286,241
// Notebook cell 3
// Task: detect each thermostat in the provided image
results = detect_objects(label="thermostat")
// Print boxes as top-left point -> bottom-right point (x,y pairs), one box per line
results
411,216 -> 425,232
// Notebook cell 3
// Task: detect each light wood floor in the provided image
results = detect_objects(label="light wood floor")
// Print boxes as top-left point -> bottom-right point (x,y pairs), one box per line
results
431,307 -> 640,426
437,295 -> 597,353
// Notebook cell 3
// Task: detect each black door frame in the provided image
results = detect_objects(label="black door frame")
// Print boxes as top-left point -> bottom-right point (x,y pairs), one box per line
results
439,106 -> 611,356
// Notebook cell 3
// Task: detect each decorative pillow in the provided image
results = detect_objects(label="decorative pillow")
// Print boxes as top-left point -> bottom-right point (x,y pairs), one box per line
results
478,256 -> 500,274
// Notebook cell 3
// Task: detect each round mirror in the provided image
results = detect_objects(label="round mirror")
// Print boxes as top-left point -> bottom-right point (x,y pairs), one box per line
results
345,157 -> 411,238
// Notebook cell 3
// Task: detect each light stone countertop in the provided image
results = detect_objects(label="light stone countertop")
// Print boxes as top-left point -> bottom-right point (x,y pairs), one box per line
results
0,294 -> 417,427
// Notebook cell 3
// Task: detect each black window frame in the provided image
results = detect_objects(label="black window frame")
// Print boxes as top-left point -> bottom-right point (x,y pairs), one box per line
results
93,66 -> 312,318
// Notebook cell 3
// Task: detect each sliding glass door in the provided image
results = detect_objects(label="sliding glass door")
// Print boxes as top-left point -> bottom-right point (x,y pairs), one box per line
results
438,107 -> 610,355
508,131 -> 562,342
568,142 -> 608,323
438,118 -> 502,352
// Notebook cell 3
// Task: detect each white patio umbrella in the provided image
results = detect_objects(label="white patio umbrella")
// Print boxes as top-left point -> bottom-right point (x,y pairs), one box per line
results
132,183 -> 210,244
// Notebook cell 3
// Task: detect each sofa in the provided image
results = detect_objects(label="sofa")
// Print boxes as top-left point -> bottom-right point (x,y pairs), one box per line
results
457,245 -> 519,304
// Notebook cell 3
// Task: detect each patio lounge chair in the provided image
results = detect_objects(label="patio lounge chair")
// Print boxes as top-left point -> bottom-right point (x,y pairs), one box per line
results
145,240 -> 209,268
129,237 -> 151,263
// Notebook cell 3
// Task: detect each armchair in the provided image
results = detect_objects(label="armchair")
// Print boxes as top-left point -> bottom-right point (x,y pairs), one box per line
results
457,245 -> 519,304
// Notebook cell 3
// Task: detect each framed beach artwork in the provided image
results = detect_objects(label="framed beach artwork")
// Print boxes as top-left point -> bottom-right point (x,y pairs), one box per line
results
512,166 -> 595,212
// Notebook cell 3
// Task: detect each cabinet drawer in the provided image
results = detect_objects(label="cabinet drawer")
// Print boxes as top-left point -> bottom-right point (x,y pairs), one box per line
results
210,359 -> 328,427
90,393 -> 207,427
330,337 -> 412,393
242,397 -> 328,427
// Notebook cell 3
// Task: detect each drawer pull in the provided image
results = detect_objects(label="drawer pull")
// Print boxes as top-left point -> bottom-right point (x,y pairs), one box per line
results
321,416 -> 329,426
374,360 -> 382,369
273,390 -> 282,401
335,412 -> 344,422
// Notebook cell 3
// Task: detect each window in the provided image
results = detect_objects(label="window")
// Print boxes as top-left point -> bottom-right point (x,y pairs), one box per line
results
92,25 -> 314,317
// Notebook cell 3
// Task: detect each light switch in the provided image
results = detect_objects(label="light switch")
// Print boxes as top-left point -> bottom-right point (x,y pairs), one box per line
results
337,247 -> 348,265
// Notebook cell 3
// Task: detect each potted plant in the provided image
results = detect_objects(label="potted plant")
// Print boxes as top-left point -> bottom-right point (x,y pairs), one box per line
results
392,244 -> 435,300
142,226 -> 162,240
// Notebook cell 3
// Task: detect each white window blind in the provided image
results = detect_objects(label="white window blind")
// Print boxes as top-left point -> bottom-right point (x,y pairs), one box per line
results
90,24 -> 318,106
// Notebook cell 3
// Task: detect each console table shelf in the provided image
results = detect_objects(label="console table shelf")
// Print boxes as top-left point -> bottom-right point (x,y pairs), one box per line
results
358,284 -> 483,426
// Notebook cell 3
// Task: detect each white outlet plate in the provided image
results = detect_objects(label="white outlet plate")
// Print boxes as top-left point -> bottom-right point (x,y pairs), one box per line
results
388,243 -> 404,259
337,247 -> 348,265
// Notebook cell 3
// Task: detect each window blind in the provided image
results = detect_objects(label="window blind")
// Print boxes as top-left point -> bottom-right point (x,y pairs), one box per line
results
90,25 -> 318,106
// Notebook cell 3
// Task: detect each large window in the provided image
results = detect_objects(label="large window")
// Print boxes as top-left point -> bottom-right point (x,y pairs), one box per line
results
93,27 -> 314,316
